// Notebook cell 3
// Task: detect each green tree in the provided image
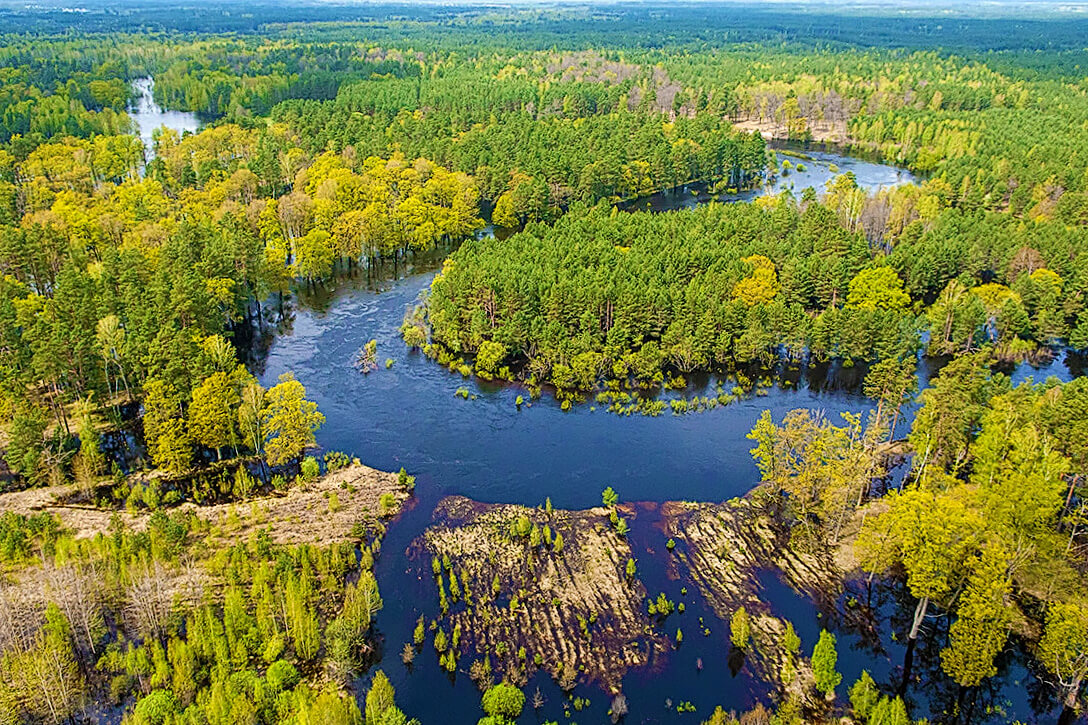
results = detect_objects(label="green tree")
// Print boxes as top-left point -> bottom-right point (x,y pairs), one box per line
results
848,670 -> 880,720
1038,600 -> 1088,713
261,373 -> 325,466
188,371 -> 240,459
481,682 -> 525,721
846,267 -> 911,311
730,606 -> 751,649
812,629 -> 842,698
940,545 -> 1012,687
365,670 -> 396,725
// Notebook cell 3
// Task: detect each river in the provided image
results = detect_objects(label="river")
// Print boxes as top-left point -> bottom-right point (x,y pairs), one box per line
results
250,150 -> 1076,724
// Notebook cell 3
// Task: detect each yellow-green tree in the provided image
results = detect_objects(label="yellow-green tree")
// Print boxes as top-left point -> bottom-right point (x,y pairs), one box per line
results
188,372 -> 240,460
845,267 -> 911,311
1038,600 -> 1088,713
261,373 -> 325,466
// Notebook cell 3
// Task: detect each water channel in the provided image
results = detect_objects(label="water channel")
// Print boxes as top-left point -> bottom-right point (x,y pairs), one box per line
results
251,165 -> 1074,725
128,77 -> 201,159
129,87 -> 1073,722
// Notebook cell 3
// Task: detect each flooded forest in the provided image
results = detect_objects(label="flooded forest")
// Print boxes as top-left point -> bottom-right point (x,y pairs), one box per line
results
1,3 -> 1088,724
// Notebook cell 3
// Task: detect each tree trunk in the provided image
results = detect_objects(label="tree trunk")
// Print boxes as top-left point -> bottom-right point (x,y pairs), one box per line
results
909,596 -> 929,641
898,636 -> 917,696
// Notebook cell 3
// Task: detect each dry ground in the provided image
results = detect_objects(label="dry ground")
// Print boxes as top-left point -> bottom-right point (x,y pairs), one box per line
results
0,462 -> 407,545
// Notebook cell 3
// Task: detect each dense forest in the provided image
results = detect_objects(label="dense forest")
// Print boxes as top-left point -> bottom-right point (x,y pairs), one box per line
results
0,3 -> 1086,724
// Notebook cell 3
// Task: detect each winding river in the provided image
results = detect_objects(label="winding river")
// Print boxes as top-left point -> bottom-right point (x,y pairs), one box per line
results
247,149 -> 1077,724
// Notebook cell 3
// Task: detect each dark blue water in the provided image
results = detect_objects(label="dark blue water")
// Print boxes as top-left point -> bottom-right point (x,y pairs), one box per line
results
250,154 -> 1080,723
251,258 -> 1078,724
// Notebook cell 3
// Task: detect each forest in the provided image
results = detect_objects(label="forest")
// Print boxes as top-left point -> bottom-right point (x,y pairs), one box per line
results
0,2 -> 1086,724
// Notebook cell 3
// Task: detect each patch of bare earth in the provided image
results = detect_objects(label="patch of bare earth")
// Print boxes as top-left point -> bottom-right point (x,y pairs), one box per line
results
0,463 -> 407,546
732,118 -> 851,145
0,464 -> 407,653
197,463 -> 409,547
416,496 -> 666,693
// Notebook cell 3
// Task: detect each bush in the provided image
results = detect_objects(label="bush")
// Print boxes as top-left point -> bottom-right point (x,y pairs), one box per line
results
812,629 -> 842,697
482,682 -> 525,720
730,607 -> 751,649
266,660 -> 300,693
397,467 -> 416,492
324,450 -> 350,472
132,690 -> 181,725
300,456 -> 320,481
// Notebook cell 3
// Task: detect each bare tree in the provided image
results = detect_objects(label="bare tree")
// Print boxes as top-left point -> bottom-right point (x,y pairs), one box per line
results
123,560 -> 174,640
44,560 -> 104,658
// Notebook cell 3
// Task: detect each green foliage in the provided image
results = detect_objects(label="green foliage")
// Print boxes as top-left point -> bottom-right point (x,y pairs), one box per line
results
132,689 -> 180,725
481,682 -> 525,721
262,373 -> 325,466
782,621 -> 801,655
300,455 -> 320,481
729,607 -> 751,649
0,511 -> 62,564
812,630 -> 842,698
846,267 -> 911,311
849,670 -> 880,720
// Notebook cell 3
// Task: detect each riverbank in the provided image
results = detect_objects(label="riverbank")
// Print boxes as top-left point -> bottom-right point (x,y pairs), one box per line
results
0,461 -> 409,545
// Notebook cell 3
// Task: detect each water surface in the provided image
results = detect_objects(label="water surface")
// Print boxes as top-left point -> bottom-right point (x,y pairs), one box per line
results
251,151 -> 1073,724
129,77 -> 201,159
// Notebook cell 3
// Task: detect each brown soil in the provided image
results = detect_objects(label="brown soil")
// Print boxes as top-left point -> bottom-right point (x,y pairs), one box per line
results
660,497 -> 855,704
0,463 -> 408,546
732,118 -> 851,145
416,496 -> 666,692
0,463 -> 408,646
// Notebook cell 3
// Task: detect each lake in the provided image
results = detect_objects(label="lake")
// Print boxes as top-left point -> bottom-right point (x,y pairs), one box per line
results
128,77 -> 201,160
251,151 -> 1073,724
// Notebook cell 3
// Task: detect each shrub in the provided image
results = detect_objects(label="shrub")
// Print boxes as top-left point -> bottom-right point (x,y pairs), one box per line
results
482,682 -> 525,720
300,456 -> 320,481
266,660 -> 300,693
132,690 -> 180,725
397,467 -> 416,492
812,629 -> 842,697
730,607 -> 751,649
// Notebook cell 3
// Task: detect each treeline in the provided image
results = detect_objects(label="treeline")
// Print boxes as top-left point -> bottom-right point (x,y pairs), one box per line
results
419,177 -> 1087,392
750,352 -> 1088,720
273,71 -> 767,214
151,44 -> 423,119
0,38 -> 138,147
